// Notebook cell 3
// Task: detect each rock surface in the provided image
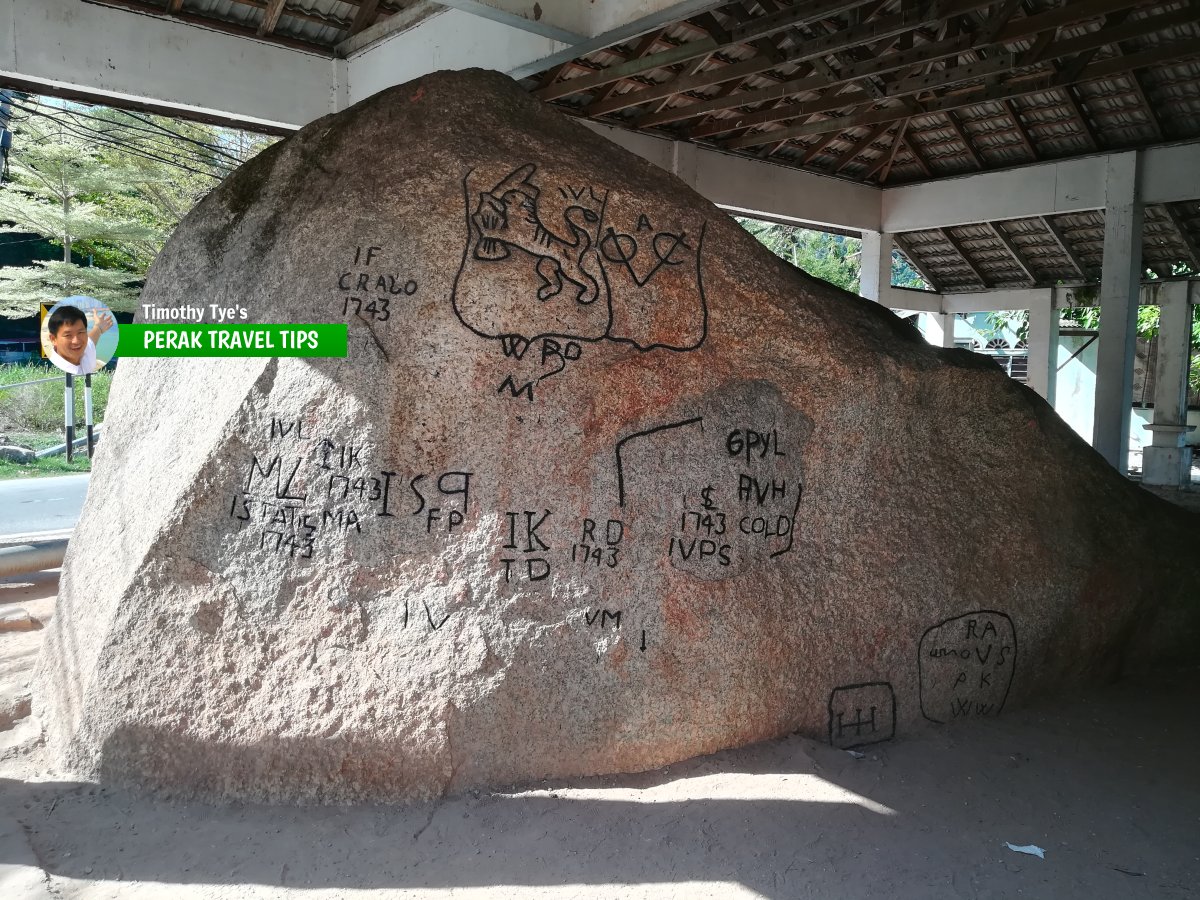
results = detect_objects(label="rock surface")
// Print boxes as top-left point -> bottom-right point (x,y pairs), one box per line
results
0,446 -> 36,464
34,69 -> 1200,803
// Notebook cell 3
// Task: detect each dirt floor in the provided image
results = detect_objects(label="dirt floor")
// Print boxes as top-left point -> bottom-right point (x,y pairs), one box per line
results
1,571 -> 1198,900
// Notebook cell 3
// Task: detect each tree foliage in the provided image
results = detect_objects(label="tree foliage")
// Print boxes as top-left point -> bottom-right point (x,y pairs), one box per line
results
0,96 -> 276,318
736,217 -> 929,294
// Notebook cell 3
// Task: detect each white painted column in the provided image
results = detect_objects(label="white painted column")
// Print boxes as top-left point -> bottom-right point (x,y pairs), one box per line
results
1092,152 -> 1144,473
922,313 -> 958,348
1142,281 -> 1195,486
670,140 -> 699,190
859,231 -> 893,303
1025,290 -> 1058,402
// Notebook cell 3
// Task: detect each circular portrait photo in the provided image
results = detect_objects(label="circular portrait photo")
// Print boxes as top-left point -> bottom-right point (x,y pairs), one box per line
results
41,297 -> 118,376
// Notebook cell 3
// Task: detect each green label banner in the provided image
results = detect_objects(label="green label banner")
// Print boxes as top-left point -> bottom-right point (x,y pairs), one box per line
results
118,324 -> 348,358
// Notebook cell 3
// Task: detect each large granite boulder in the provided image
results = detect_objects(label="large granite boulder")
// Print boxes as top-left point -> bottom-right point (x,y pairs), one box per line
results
35,69 -> 1199,803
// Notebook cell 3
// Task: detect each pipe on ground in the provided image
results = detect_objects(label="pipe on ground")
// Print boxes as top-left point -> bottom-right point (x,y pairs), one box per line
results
0,541 -> 68,577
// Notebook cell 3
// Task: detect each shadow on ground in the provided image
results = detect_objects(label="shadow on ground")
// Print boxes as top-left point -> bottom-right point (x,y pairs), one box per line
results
1,667 -> 1198,899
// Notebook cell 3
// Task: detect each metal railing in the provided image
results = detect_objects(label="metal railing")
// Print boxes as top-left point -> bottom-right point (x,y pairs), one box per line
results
0,371 -> 100,460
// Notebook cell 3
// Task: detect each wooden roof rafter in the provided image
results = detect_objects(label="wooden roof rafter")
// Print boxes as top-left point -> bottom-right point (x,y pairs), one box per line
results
575,0 -> 1009,119
1163,204 -> 1200,272
893,233 -> 944,293
862,117 -> 908,182
988,221 -> 1040,285
257,0 -> 288,37
940,227 -> 992,288
1040,216 -> 1092,280
699,2 -> 1196,144
717,35 -> 1200,151
518,0 -> 1200,198
95,0 -> 337,53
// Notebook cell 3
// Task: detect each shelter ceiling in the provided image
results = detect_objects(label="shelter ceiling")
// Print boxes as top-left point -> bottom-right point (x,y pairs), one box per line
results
65,1 -> 1200,290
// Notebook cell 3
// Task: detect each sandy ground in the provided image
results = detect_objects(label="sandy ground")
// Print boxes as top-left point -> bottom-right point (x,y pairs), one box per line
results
1,571 -> 1198,900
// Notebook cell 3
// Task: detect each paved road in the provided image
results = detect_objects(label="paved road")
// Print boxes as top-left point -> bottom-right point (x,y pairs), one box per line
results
0,474 -> 89,538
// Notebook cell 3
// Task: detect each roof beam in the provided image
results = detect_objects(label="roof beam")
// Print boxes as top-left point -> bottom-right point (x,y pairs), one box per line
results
229,0 -> 359,33
257,0 -> 287,37
940,228 -> 991,288
702,4 -> 1194,142
944,112 -> 983,170
797,129 -> 843,165
975,0 -> 1024,45
634,33 -> 977,127
82,0 -> 331,52
1003,99 -> 1038,162
1163,204 -> 1200,271
863,119 -> 908,183
689,0 -> 798,124
988,221 -> 1039,285
1060,85 -> 1101,152
587,28 -> 668,105
887,3 -> 1182,98
830,121 -> 893,175
902,133 -> 933,178
583,0 -> 1142,121
1040,216 -> 1090,280
2,0 -> 332,127
349,0 -> 380,36
571,0 -> 1007,116
719,36 -> 1200,150
535,0 -> 880,102
893,234 -> 943,293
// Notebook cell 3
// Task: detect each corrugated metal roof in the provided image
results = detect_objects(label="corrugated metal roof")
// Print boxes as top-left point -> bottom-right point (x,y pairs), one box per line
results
895,204 -> 1200,293
88,0 -> 409,53
527,0 -> 1200,195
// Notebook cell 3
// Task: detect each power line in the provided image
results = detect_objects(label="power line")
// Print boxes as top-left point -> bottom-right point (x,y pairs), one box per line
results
14,97 -> 230,175
32,94 -> 253,164
113,107 -> 243,163
5,97 -> 225,179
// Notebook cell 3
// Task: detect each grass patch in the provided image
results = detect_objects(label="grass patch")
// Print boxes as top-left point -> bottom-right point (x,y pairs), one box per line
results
0,362 -> 112,433
0,452 -> 92,479
1,363 -> 108,479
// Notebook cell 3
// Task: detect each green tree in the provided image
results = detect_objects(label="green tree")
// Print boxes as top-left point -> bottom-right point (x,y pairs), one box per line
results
737,217 -> 930,293
0,97 -> 277,317
0,119 -> 158,314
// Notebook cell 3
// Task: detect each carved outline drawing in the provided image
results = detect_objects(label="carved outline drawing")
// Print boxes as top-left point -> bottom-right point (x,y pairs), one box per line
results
614,416 -> 705,507
452,163 -> 709,364
827,681 -> 897,749
918,609 -> 1017,724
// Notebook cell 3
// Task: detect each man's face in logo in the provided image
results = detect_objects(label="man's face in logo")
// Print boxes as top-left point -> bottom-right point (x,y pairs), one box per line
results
50,318 -> 88,364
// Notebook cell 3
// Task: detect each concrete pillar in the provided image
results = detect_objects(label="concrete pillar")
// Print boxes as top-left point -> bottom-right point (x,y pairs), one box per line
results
1142,281 -> 1195,486
670,140 -> 699,190
333,58 -> 350,113
1026,290 -> 1058,403
923,312 -> 958,349
860,231 -> 893,303
1092,152 -> 1144,473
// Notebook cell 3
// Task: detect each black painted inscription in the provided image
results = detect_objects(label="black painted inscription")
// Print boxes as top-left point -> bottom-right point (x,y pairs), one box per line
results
452,163 -> 707,403
227,415 -> 476,561
919,611 -> 1017,724
335,245 -> 420,323
500,510 -> 552,583
407,472 -> 472,533
585,609 -> 622,630
571,518 -> 623,569
828,682 -> 896,749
